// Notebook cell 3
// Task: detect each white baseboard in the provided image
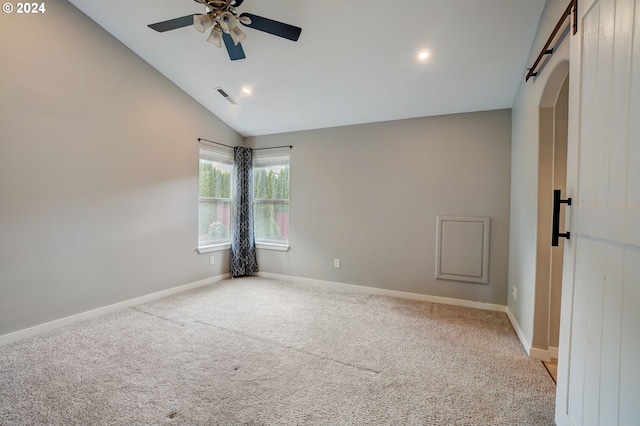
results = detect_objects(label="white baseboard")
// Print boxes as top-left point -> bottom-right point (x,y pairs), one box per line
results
256,272 -> 507,313
503,308 -> 560,361
530,347 -> 552,362
505,307 -> 532,357
529,345 -> 559,362
0,273 -> 230,346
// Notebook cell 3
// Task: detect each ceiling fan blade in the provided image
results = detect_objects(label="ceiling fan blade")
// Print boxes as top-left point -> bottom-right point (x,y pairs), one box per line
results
239,13 -> 301,42
233,0 -> 245,6
223,32 -> 246,61
148,15 -> 198,32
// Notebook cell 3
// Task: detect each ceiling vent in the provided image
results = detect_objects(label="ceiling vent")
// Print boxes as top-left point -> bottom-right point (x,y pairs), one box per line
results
214,87 -> 238,105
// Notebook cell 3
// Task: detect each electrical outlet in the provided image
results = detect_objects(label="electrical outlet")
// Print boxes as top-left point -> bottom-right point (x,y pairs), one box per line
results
334,258 -> 341,269
512,286 -> 517,301
209,255 -> 215,266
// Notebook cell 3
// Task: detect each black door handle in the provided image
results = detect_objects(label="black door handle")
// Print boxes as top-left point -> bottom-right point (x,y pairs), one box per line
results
552,189 -> 571,247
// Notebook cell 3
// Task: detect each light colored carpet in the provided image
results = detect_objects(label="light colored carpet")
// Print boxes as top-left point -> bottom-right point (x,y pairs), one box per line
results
0,277 -> 555,425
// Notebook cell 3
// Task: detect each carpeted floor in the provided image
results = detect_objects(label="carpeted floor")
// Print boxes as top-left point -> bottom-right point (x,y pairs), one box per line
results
0,277 -> 555,425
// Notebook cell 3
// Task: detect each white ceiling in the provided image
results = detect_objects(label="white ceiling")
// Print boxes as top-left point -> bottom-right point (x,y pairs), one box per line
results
68,0 -> 547,137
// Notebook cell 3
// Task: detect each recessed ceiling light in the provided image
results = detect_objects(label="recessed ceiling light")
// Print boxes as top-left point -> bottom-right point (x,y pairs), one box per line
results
417,51 -> 430,61
241,87 -> 252,94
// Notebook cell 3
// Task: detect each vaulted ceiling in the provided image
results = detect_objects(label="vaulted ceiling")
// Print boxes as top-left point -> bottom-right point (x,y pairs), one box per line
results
68,0 -> 547,137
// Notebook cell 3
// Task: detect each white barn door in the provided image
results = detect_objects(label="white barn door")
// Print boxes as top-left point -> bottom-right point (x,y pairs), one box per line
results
556,0 -> 640,424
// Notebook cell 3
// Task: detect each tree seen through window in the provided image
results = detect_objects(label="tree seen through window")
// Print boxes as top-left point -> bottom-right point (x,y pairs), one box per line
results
254,163 -> 289,244
198,157 -> 232,245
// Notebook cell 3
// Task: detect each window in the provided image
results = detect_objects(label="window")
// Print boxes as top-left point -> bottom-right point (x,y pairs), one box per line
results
198,147 -> 233,252
253,153 -> 290,249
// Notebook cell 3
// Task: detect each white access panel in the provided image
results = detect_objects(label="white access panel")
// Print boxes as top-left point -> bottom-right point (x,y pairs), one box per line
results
435,216 -> 490,284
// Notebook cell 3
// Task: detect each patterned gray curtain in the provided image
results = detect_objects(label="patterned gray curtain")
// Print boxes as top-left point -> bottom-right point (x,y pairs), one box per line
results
231,146 -> 259,277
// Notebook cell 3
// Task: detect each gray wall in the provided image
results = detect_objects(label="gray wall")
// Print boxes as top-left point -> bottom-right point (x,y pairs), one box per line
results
246,110 -> 512,305
508,0 -> 571,351
0,1 -> 241,335
0,1 -> 514,337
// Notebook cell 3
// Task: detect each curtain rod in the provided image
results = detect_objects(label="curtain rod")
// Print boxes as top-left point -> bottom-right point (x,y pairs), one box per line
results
525,0 -> 577,82
198,138 -> 233,149
198,138 -> 292,151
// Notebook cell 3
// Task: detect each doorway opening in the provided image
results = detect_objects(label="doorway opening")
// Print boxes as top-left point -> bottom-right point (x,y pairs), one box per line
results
532,61 -> 569,366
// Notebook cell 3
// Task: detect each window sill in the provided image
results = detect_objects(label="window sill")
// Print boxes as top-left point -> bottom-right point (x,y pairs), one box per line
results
197,243 -> 231,254
198,243 -> 289,253
256,243 -> 290,252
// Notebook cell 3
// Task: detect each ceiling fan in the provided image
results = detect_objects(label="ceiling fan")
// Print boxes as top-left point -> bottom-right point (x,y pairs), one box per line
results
148,0 -> 302,61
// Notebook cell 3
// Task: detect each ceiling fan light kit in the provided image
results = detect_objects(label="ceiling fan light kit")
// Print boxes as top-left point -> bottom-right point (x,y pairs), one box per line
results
206,26 -> 223,47
148,0 -> 302,61
218,11 -> 236,31
193,13 -> 213,32
228,26 -> 246,45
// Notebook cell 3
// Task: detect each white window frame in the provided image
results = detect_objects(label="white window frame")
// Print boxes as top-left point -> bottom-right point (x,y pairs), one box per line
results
253,151 -> 290,251
197,145 -> 233,253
